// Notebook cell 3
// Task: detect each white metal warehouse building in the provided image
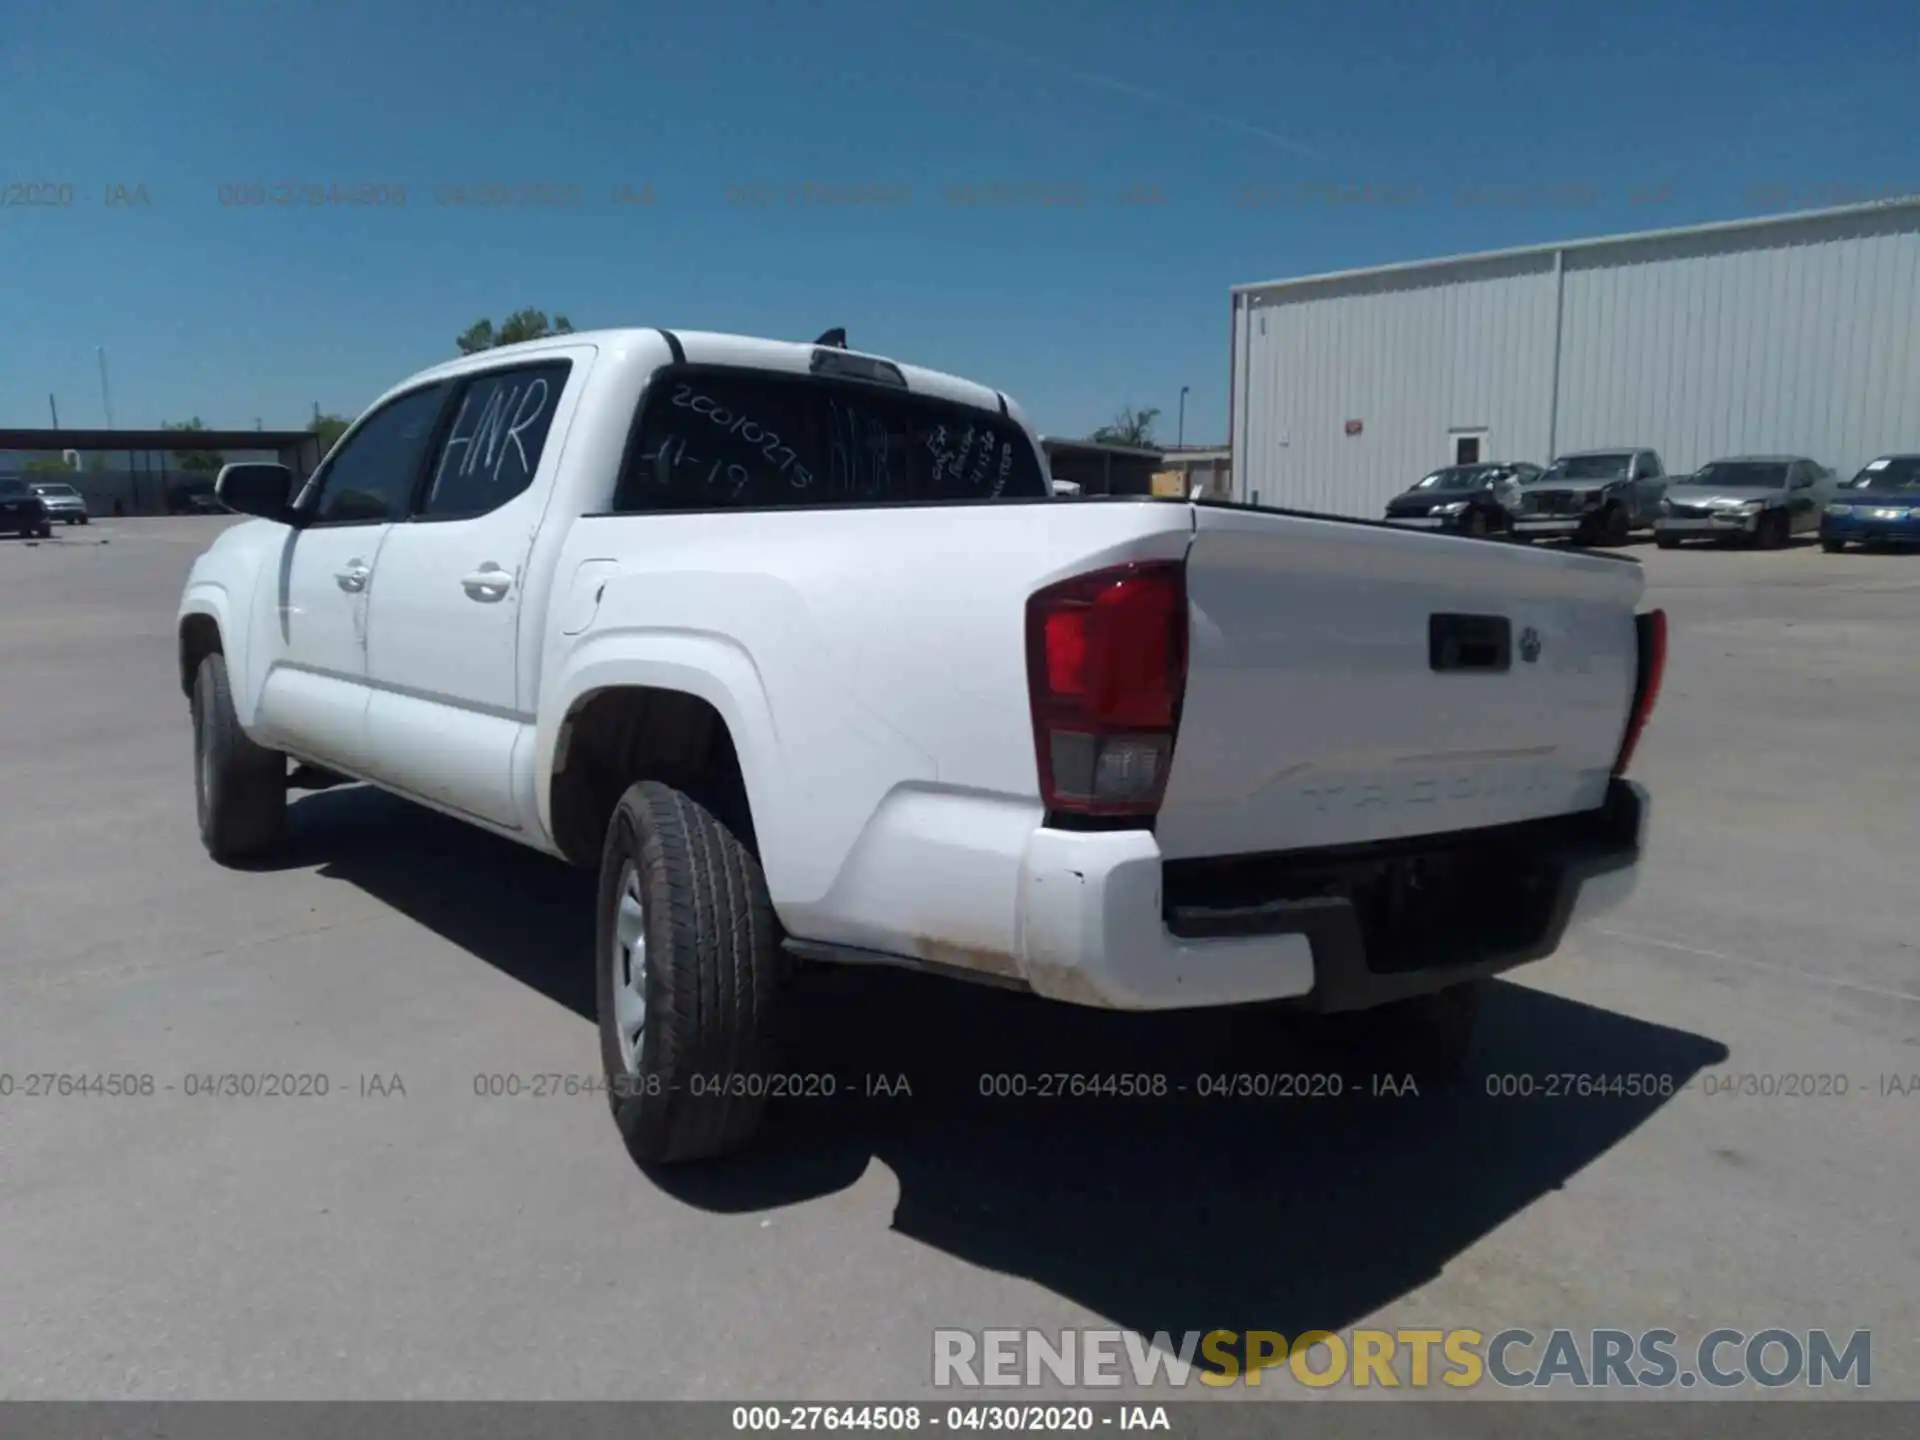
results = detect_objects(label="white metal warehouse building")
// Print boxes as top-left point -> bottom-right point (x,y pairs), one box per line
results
1227,196 -> 1920,515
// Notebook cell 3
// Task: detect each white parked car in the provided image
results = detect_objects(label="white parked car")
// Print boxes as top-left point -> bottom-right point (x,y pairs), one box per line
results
176,328 -> 1664,1163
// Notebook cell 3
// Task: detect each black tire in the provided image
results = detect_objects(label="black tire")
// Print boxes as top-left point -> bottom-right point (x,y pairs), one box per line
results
36,520 -> 52,539
1759,511 -> 1790,549
1656,533 -> 1681,550
1325,982 -> 1484,1090
190,652 -> 286,863
79,514 -> 90,526
1595,504 -> 1631,547
1463,508 -> 1489,538
1820,537 -> 1846,554
596,780 -> 780,1165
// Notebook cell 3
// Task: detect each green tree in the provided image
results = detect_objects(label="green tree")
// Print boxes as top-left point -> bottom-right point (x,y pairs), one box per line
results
312,412 -> 352,457
1090,405 -> 1161,448
456,308 -> 577,355
161,417 -> 226,473
24,455 -> 76,474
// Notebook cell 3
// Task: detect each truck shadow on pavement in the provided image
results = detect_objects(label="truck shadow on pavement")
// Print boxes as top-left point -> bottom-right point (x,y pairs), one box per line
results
279,785 -> 1730,1346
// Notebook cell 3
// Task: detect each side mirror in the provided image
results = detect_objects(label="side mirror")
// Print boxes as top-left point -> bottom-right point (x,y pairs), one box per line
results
215,462 -> 296,523
1050,479 -> 1083,498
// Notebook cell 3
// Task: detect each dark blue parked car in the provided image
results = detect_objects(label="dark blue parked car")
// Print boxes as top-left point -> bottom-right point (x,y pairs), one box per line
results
1821,455 -> 1920,552
0,477 -> 53,538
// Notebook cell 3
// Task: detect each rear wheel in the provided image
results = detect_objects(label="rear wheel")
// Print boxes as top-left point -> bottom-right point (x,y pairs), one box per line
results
1656,533 -> 1681,550
597,780 -> 780,1165
190,652 -> 287,863
36,520 -> 52,539
1821,537 -> 1846,554
1463,508 -> 1489,538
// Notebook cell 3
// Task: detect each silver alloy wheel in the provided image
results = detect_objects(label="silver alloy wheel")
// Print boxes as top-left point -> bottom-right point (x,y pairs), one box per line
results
611,860 -> 649,1073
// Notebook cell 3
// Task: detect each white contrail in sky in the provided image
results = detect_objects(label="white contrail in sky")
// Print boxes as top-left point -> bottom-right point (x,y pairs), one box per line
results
910,17 -> 1328,161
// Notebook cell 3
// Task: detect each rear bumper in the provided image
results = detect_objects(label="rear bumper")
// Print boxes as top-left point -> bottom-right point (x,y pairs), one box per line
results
1016,781 -> 1648,1012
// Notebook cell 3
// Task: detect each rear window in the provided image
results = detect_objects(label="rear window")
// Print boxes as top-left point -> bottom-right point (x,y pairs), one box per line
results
613,367 -> 1048,512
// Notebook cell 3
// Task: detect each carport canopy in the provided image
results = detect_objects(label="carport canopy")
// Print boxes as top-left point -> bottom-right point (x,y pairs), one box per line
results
0,427 -> 324,479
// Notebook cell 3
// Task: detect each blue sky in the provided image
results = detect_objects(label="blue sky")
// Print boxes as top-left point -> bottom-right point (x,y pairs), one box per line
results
2,0 -> 1914,446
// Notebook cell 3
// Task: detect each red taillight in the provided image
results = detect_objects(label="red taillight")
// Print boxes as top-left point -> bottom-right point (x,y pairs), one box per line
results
1614,608 -> 1667,777
1025,561 -> 1189,817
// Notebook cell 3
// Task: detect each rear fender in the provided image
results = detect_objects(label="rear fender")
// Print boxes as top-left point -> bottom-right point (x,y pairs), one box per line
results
538,634 -> 786,876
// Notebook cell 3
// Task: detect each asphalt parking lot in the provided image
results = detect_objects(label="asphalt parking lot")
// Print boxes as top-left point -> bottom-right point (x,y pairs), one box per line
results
1,517 -> 1915,1405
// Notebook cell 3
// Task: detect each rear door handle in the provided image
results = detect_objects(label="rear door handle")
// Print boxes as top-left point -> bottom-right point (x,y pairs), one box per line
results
335,561 -> 372,593
461,565 -> 514,602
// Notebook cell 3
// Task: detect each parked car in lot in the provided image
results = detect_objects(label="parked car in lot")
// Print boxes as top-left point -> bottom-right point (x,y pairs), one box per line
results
0,477 -> 54,538
1382,462 -> 1542,537
28,479 -> 90,525
176,326 -> 1664,1164
1821,454 -> 1920,552
1512,449 -> 1666,546
165,478 -> 226,515
1655,456 -> 1829,549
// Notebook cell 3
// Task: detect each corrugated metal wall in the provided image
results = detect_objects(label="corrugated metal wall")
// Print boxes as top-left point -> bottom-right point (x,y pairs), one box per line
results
1233,203 -> 1920,514
1555,211 -> 1920,478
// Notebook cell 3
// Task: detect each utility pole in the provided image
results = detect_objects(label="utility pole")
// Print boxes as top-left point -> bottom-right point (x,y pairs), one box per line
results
1177,386 -> 1190,450
49,394 -> 60,430
96,347 -> 116,429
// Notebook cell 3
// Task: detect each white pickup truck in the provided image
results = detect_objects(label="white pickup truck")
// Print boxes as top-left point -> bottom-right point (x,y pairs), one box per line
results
177,328 -> 1664,1164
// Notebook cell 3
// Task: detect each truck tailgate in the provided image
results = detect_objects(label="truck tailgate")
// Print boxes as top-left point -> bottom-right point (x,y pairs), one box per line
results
1156,507 -> 1646,861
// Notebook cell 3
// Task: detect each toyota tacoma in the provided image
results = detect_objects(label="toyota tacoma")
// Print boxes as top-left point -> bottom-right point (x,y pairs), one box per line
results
176,328 -> 1664,1163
